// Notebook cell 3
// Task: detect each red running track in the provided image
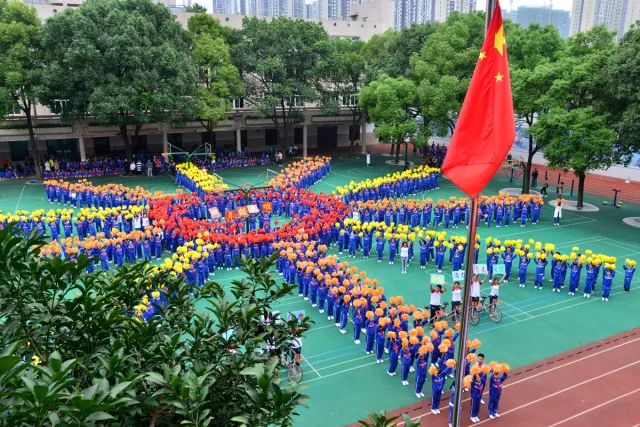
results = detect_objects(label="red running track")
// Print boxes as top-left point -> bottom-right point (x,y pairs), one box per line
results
368,328 -> 640,427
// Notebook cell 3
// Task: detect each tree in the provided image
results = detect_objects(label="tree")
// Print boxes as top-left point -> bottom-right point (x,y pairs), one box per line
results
40,0 -> 197,162
411,12 -> 485,135
186,2 -> 207,12
365,22 -> 438,81
0,228 -> 311,426
0,0 -> 44,179
317,38 -> 368,154
529,108 -> 616,208
234,17 -> 329,150
508,23 -> 564,194
603,24 -> 640,156
528,26 -> 632,208
359,75 -> 418,164
188,14 -> 243,148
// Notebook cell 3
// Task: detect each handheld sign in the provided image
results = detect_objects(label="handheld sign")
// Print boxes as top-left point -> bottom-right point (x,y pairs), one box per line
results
208,207 -> 221,219
430,274 -> 445,285
473,264 -> 488,275
492,264 -> 506,275
452,270 -> 466,282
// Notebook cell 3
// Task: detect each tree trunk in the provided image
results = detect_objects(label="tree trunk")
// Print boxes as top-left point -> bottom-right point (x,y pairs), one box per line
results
394,142 -> 400,164
24,107 -> 42,180
389,143 -> 395,155
119,124 -> 132,163
576,172 -> 586,209
522,134 -> 536,194
404,142 -> 408,164
206,123 -> 215,147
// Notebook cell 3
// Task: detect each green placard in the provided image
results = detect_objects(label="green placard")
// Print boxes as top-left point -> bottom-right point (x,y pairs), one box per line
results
430,274 -> 445,285
492,264 -> 506,275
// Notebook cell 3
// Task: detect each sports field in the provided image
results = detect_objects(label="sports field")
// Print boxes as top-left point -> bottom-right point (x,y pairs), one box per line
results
1,154 -> 639,426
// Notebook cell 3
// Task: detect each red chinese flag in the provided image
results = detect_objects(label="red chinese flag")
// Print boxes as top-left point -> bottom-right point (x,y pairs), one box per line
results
441,0 -> 515,199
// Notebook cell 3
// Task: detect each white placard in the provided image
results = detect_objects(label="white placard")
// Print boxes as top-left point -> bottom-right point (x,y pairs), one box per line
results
473,264 -> 488,275
452,270 -> 466,281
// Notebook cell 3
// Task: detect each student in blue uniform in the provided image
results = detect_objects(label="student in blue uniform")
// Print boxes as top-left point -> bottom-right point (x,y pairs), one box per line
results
488,369 -> 508,419
431,363 -> 453,414
534,256 -> 548,289
601,265 -> 615,301
623,260 -> 636,292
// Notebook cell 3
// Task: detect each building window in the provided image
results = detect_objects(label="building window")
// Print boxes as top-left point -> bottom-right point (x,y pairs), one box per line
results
93,137 -> 110,156
265,129 -> 278,146
342,95 -> 358,106
46,139 -> 77,158
349,125 -> 361,141
9,141 -> 28,161
233,97 -> 245,109
294,127 -> 303,145
285,95 -> 302,108
49,99 -> 70,115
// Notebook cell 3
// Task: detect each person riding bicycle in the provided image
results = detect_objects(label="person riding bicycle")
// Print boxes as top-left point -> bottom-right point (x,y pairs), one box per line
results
451,281 -> 462,317
289,333 -> 302,366
429,284 -> 446,325
489,278 -> 500,309
470,274 -> 485,308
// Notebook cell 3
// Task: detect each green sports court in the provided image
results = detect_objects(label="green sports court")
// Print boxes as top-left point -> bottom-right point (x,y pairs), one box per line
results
1,154 -> 639,426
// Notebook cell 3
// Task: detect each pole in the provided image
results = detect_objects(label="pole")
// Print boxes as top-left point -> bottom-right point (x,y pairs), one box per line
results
452,198 -> 479,427
453,2 -> 495,425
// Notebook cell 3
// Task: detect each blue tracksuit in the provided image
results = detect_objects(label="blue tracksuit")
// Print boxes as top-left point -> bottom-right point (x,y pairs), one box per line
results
534,259 -> 547,287
431,368 -> 452,410
623,266 -> 635,292
488,373 -> 508,417
601,269 -> 615,298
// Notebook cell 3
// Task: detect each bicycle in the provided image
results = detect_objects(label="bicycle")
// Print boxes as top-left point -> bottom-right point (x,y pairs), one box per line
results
431,302 -> 462,325
283,351 -> 304,383
469,296 -> 503,325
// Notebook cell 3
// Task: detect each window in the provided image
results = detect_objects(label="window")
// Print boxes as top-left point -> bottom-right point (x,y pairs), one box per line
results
46,139 -> 77,158
294,127 -> 303,145
49,99 -> 70,115
265,129 -> 278,146
342,95 -> 358,106
233,97 -> 245,109
9,141 -> 28,161
349,125 -> 361,141
285,95 -> 302,108
93,137 -> 110,156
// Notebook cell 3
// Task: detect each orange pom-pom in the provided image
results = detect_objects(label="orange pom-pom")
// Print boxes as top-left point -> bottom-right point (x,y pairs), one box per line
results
366,311 -> 374,319
455,322 -> 461,331
399,330 -> 408,339
387,331 -> 397,339
463,375 -> 472,389
446,359 -> 457,368
470,365 -> 481,376
481,365 -> 491,374
419,345 -> 429,355
438,343 -> 449,353
501,363 -> 511,373
425,342 -> 435,353
409,336 -> 419,345
428,365 -> 439,376
466,353 -> 477,363
445,328 -> 454,338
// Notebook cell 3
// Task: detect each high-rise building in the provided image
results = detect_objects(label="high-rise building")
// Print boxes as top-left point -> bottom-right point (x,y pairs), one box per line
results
570,0 -> 640,38
514,6 -> 571,38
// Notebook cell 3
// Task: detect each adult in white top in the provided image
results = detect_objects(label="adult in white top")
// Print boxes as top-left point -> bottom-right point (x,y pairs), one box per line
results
470,274 -> 485,307
451,281 -> 462,308
141,215 -> 150,228
400,242 -> 410,274
429,284 -> 446,324
553,198 -> 563,226
489,278 -> 500,307
132,215 -> 142,230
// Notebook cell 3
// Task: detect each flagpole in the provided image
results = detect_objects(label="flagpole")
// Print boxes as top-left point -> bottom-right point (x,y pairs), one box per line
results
452,2 -> 495,426
451,198 -> 479,427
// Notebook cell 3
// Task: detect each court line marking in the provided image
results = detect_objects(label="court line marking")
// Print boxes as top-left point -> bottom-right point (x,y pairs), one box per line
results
547,386 -> 640,427
404,336 -> 640,423
473,360 -> 640,425
14,184 -> 26,212
304,358 -> 323,379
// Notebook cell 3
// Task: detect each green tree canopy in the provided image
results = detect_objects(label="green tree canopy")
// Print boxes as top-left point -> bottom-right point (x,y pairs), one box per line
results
40,0 -> 197,161
359,75 -> 418,164
411,12 -> 485,135
0,0 -> 44,178
317,38 -> 368,152
0,229 -> 310,426
186,2 -> 207,12
603,24 -> 640,156
234,17 -> 329,150
187,14 -> 243,147
365,22 -> 438,81
529,108 -> 616,207
508,23 -> 565,193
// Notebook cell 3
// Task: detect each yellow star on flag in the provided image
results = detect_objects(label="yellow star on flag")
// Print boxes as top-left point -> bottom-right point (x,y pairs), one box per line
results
495,73 -> 504,82
494,25 -> 506,56
479,51 -> 487,60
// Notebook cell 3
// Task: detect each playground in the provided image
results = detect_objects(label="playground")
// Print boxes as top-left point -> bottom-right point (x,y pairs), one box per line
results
1,154 -> 639,426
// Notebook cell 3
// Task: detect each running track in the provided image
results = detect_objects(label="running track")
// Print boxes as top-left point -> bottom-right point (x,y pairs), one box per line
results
353,327 -> 640,426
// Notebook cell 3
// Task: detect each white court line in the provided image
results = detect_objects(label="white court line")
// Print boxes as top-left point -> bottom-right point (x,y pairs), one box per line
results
14,184 -> 26,212
547,386 -> 640,427
474,360 -> 640,425
303,361 -> 378,384
496,219 -> 597,238
315,353 -> 372,371
304,358 -> 323,379
597,237 -> 640,252
405,336 -> 640,423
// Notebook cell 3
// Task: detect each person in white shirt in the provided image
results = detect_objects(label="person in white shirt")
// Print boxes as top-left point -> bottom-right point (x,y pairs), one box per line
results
400,242 -> 410,274
451,281 -> 462,318
132,215 -> 142,230
489,278 -> 501,309
429,284 -> 446,325
553,198 -> 563,226
141,214 -> 150,229
470,274 -> 485,308
129,161 -> 136,176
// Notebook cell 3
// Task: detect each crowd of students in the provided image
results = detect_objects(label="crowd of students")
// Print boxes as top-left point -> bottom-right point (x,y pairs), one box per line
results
420,143 -> 448,167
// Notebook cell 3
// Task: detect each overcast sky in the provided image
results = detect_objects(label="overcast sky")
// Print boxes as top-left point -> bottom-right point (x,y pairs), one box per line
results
479,0 -> 573,12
